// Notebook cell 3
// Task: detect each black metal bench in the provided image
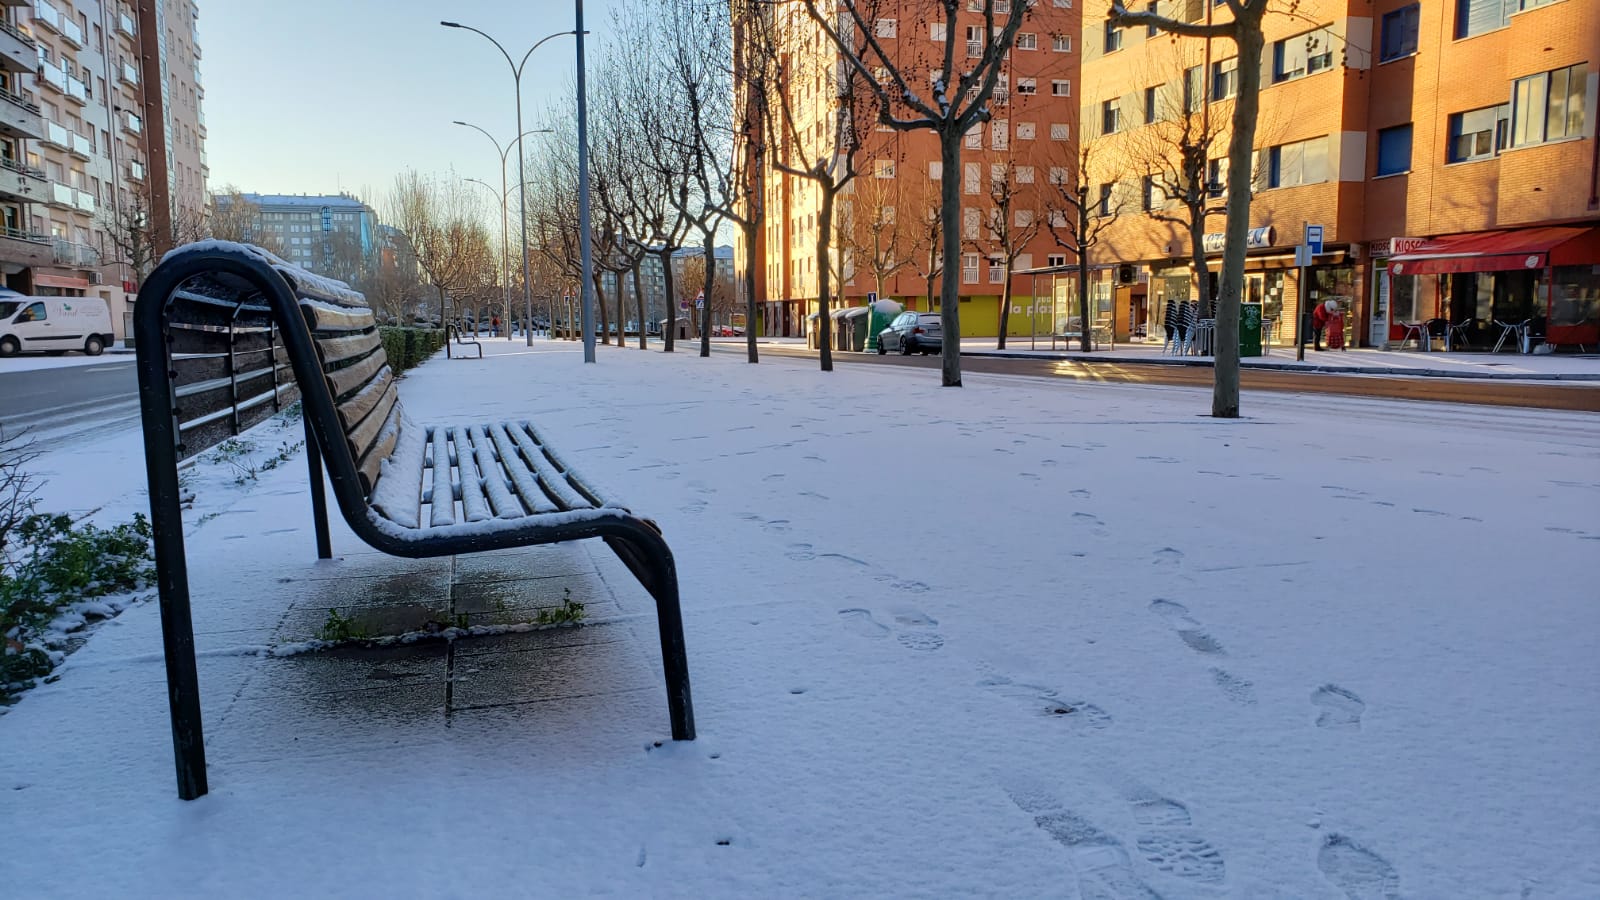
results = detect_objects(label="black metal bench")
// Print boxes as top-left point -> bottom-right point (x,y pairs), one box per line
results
447,321 -> 483,359
134,241 -> 694,800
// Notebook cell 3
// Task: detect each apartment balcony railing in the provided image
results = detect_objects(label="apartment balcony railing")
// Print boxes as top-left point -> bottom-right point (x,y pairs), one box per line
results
69,132 -> 91,158
0,18 -> 37,72
60,16 -> 83,48
127,159 -> 144,181
967,40 -> 982,59
38,61 -> 65,94
2,226 -> 48,244
118,11 -> 135,37
52,238 -> 99,267
122,112 -> 141,135
0,84 -> 44,141
73,189 -> 94,214
0,226 -> 52,268
32,0 -> 61,34
64,75 -> 87,104
119,58 -> 138,86
42,118 -> 69,149
49,181 -> 72,208
0,154 -> 48,203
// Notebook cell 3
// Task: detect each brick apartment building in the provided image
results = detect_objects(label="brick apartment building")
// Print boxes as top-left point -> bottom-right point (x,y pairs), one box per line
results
1081,0 -> 1597,350
737,0 -> 1083,338
0,0 -> 206,340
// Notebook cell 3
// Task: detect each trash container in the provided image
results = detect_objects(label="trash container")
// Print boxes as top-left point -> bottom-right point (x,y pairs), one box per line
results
806,312 -> 821,349
866,298 -> 903,352
842,306 -> 871,352
1240,302 -> 1263,357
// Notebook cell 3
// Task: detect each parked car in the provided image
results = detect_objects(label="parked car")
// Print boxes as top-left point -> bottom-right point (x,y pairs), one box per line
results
0,296 -> 114,357
878,311 -> 942,356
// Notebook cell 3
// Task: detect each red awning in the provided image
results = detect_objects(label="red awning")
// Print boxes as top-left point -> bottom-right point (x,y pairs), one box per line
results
1387,226 -> 1600,276
33,273 -> 90,290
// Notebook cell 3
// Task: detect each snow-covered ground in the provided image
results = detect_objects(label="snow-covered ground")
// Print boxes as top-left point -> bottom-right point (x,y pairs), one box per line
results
0,350 -> 131,374
2,338 -> 1597,898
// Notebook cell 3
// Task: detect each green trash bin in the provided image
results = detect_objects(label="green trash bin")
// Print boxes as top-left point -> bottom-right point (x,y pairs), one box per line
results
1240,302 -> 1263,358
866,300 -> 901,352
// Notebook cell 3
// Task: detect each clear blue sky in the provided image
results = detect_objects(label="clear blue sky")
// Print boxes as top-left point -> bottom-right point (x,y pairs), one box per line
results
204,0 -> 622,207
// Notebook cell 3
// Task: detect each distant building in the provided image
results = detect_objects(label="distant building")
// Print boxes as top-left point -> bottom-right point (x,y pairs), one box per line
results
220,192 -> 376,276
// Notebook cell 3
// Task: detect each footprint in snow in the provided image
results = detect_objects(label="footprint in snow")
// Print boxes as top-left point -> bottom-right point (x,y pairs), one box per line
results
785,543 -> 816,562
1152,547 -> 1184,565
679,499 -> 707,515
762,519 -> 791,534
1004,785 -> 1161,900
1149,599 -> 1226,656
980,676 -> 1112,731
1312,685 -> 1365,730
1210,668 -> 1257,705
1124,787 -> 1226,886
838,608 -> 944,651
1318,833 -> 1400,899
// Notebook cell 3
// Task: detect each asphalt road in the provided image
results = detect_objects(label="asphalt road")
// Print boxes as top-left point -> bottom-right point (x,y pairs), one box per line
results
733,344 -> 1600,413
0,358 -> 140,449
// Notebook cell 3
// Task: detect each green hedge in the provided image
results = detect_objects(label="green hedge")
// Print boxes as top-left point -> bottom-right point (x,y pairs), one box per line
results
379,327 -> 446,373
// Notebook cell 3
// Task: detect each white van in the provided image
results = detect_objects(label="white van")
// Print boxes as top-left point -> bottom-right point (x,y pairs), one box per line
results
0,296 -> 114,357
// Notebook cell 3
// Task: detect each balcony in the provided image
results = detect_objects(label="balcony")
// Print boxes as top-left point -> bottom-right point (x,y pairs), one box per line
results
42,118 -> 68,149
52,238 -> 98,267
0,227 -> 51,268
64,74 -> 87,105
49,180 -> 72,208
38,61 -> 65,94
0,155 -> 48,203
117,11 -> 134,37
32,0 -> 61,34
0,19 -> 37,72
73,189 -> 93,214
119,60 -> 138,86
61,16 -> 84,49
127,159 -> 143,181
0,85 -> 44,140
121,111 -> 141,136
69,132 -> 90,158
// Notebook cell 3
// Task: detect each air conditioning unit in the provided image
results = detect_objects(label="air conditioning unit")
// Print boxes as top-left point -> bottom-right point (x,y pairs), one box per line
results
87,272 -> 102,284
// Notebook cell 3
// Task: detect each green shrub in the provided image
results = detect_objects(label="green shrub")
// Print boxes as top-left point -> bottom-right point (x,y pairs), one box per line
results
379,327 -> 446,373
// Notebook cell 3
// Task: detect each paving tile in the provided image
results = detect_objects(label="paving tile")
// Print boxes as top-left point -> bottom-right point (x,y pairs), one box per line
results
236,641 -> 447,700
449,627 -> 657,711
452,621 -> 636,658
452,544 -> 597,585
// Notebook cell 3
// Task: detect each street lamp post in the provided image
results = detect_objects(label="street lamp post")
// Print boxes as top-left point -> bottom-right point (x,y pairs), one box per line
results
441,20 -> 577,347
574,0 -> 596,363
456,124 -> 550,340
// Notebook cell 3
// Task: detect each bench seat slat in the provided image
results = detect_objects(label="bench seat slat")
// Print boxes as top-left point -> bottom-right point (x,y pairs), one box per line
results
324,347 -> 387,401
316,330 -> 382,367
369,417 -> 427,529
504,423 -> 595,511
489,423 -> 560,514
337,367 -> 396,432
428,427 -> 456,527
470,424 -> 525,519
453,426 -> 492,522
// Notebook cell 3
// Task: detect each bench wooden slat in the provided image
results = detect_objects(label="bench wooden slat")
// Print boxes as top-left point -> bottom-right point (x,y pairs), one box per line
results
522,422 -> 606,508
489,423 -> 560,514
427,427 -> 456,527
303,302 -> 376,333
337,367 -> 396,431
324,346 -> 388,401
316,330 -> 382,367
344,380 -> 399,464
452,426 -> 492,522
469,424 -> 525,519
355,405 -> 401,495
505,423 -> 594,511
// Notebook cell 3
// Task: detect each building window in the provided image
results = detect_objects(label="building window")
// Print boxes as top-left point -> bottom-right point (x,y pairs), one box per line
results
1104,20 -> 1122,53
1375,124 -> 1413,176
1097,183 -> 1114,215
1268,137 -> 1330,188
1142,176 -> 1159,210
1272,27 -> 1334,83
965,162 -> 981,194
1144,85 -> 1161,124
1017,32 -> 1037,50
1446,104 -> 1508,162
1016,122 -> 1036,140
1016,166 -> 1035,183
965,124 -> 981,149
1050,123 -> 1069,141
929,161 -> 943,179
1101,99 -> 1121,134
1510,64 -> 1588,147
1211,58 -> 1238,100
989,256 -> 1006,283
1017,77 -> 1037,95
930,22 -> 946,41
1207,158 -> 1229,196
1455,0 -> 1510,39
1380,5 -> 1419,62
874,18 -> 896,38
1048,254 -> 1067,267
875,159 -> 896,179
962,253 -> 980,284
1183,65 -> 1203,113
1146,2 -> 1160,37
991,120 -> 1009,150
1051,79 -> 1071,97
1052,34 -> 1072,52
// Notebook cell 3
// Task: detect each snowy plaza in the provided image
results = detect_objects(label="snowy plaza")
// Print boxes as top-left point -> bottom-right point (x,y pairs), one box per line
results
2,338 -> 1597,899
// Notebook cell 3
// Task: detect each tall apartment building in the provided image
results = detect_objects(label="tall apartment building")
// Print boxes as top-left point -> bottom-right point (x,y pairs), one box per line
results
223,193 -> 377,277
739,1 -> 1083,338
1081,0 -> 1597,350
0,0 -> 205,339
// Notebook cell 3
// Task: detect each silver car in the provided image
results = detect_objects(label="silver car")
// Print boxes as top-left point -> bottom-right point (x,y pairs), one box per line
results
878,311 -> 943,355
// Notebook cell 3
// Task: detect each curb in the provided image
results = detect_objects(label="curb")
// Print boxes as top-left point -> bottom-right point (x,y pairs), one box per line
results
958,350 -> 1600,382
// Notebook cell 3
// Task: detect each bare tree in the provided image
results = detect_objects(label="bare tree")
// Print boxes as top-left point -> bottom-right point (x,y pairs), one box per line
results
845,165 -> 913,304
1040,141 -> 1131,351
982,160 -> 1044,349
906,180 -> 947,311
1109,0 -> 1274,418
802,0 -> 1034,387
385,171 -> 493,328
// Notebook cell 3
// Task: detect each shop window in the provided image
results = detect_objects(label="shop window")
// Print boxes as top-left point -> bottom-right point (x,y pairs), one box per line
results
1510,64 -> 1588,147
1375,124 -> 1413,176
1447,104 -> 1508,162
1380,5 -> 1419,61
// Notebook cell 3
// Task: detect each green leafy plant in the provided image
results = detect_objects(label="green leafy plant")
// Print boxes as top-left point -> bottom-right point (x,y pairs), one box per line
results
535,588 -> 586,626
317,608 -> 369,643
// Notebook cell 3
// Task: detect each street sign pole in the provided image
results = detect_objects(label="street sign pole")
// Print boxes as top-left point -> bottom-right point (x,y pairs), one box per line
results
1296,221 -> 1310,362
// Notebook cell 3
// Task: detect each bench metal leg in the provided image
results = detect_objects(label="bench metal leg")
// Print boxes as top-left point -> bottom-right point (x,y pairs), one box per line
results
604,526 -> 695,741
304,416 -> 332,560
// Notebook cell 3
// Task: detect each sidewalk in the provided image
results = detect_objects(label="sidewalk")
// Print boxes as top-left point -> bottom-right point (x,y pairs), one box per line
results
2,337 -> 1595,897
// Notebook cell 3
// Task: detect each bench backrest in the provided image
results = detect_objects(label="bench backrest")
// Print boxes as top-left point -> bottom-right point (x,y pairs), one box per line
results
137,241 -> 400,499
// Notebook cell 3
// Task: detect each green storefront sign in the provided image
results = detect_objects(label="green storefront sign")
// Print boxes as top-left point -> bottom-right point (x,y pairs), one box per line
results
1240,302 -> 1263,357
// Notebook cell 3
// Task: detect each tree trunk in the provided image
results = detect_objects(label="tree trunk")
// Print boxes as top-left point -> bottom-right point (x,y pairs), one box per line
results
700,232 -> 715,358
997,272 -> 1012,350
632,258 -> 648,350
614,269 -> 625,349
817,189 -> 835,372
937,134 -> 963,386
595,270 -> 610,346
1215,11 -> 1266,418
1078,200 -> 1092,353
741,206 -> 760,364
659,249 -> 677,352
1189,209 -> 1210,320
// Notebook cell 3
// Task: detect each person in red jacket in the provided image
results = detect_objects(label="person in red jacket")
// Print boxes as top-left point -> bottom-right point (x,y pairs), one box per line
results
1311,300 -> 1342,351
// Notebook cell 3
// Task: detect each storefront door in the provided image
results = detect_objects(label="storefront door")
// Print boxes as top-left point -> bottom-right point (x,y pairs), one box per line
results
1372,267 -> 1391,346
